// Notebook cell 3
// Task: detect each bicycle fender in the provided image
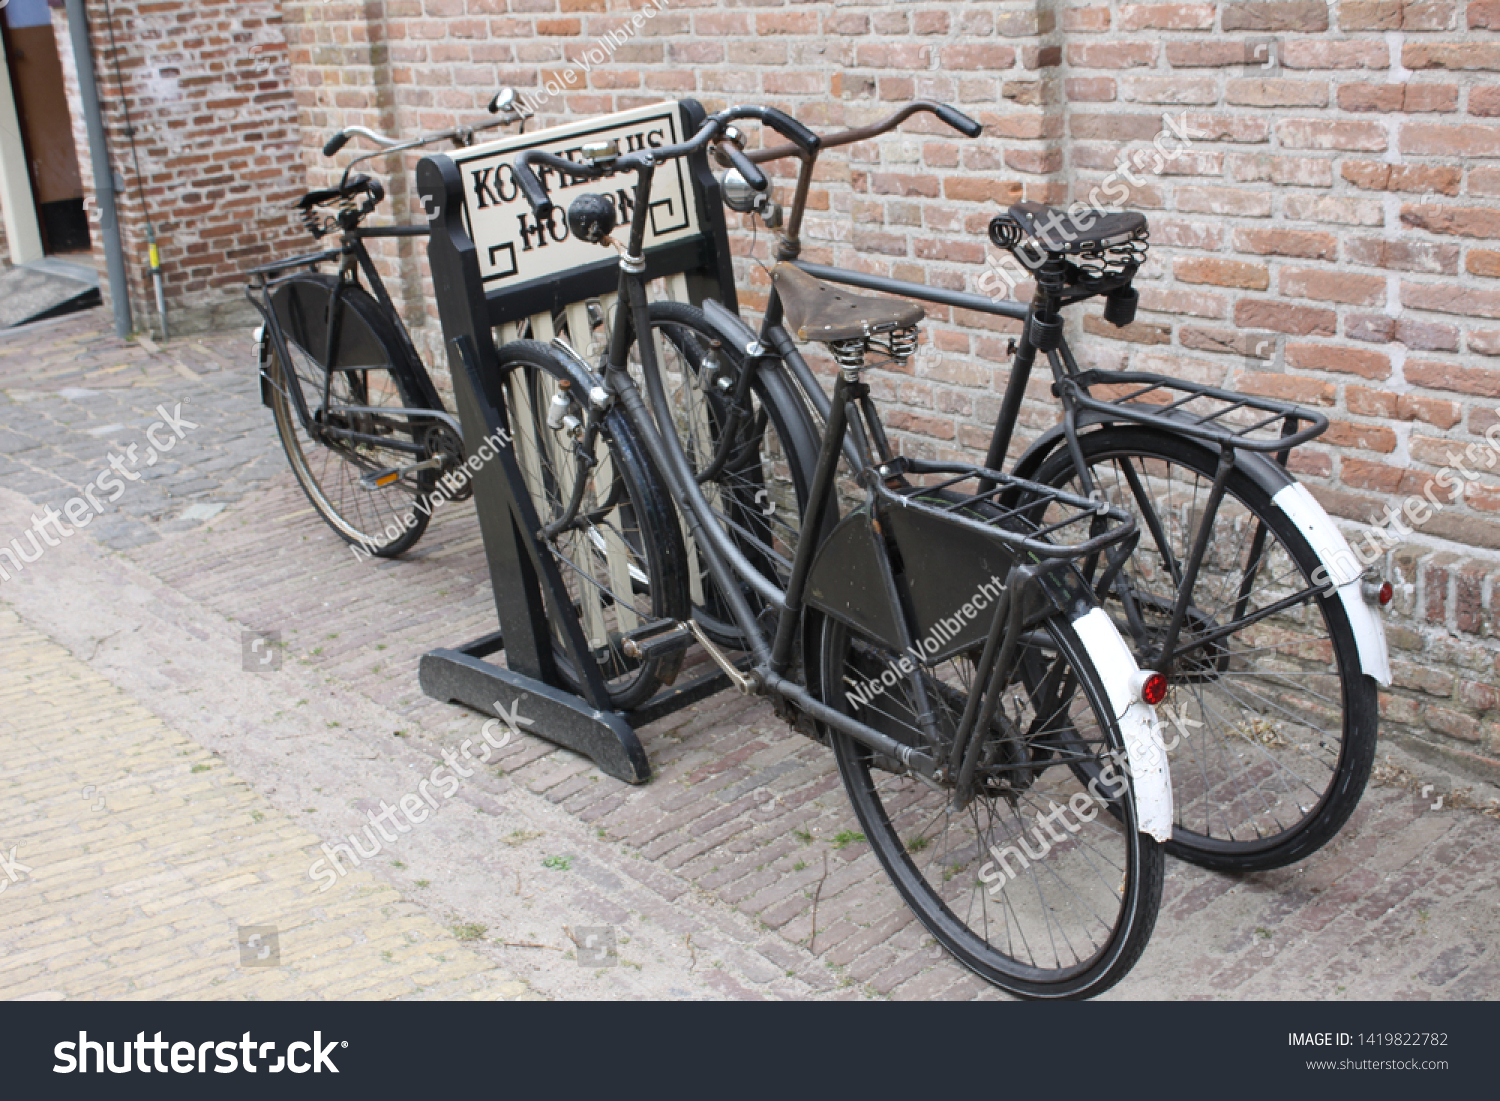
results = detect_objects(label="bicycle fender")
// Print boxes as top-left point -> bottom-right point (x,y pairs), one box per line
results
700,297 -> 769,358
1271,482 -> 1392,686
1070,606 -> 1173,843
1015,425 -> 1392,686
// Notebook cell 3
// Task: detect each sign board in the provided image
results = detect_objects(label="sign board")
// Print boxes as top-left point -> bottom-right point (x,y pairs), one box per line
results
445,102 -> 701,288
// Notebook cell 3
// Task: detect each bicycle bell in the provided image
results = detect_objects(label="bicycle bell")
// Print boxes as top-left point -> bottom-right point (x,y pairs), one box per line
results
719,167 -> 782,227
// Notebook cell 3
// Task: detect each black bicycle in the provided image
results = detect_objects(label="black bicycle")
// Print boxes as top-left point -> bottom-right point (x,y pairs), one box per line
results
660,101 -> 1385,876
499,103 -> 1177,998
245,90 -> 531,556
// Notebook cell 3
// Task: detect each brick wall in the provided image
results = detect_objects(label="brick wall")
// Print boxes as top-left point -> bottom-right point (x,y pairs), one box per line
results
52,0 -> 306,335
272,0 -> 1499,777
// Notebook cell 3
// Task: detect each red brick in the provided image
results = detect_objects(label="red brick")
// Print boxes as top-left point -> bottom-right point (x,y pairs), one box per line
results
1067,42 -> 1157,68
1230,154 -> 1333,187
1176,186 -> 1273,217
1397,318 -> 1462,351
1064,77 -> 1116,102
1401,204 -> 1500,239
1118,4 -> 1216,30
1404,43 -> 1500,69
1473,0 -> 1500,27
1340,161 -> 1461,196
1281,267 -> 1387,305
1165,42 -> 1246,67
1339,1 -> 1405,29
1337,83 -> 1458,113
936,43 -> 1015,69
1284,195 -> 1385,225
1345,237 -> 1461,274
1065,6 -> 1112,30
1323,420 -> 1399,453
1402,122 -> 1500,157
1284,342 -> 1391,378
1276,119 -> 1388,151
1471,250 -> 1500,278
1226,79 -> 1329,107
1234,299 -> 1338,335
1233,227 -> 1338,260
1405,358 -> 1500,396
1221,1 -> 1330,30
1175,256 -> 1270,290
943,177 -> 1024,205
1347,387 -> 1463,429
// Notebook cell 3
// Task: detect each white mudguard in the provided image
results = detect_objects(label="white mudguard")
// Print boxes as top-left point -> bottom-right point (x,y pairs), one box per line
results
1271,483 -> 1392,686
1071,606 -> 1174,843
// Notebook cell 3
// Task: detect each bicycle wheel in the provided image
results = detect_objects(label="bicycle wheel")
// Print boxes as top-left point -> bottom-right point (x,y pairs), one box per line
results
819,602 -> 1165,998
1031,428 -> 1379,872
629,300 -> 822,648
497,340 -> 690,711
264,274 -> 438,557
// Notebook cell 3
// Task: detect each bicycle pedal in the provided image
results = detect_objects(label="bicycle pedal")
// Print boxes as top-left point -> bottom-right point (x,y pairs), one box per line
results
618,620 -> 693,663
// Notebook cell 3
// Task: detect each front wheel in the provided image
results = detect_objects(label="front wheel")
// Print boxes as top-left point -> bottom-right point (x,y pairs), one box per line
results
819,609 -> 1165,998
497,340 -> 690,711
1031,428 -> 1379,872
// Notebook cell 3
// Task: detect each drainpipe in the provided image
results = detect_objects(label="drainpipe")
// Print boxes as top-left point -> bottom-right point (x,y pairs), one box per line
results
64,0 -> 131,339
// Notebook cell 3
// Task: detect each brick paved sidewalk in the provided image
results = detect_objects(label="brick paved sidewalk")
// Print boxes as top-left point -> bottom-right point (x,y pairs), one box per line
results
0,602 -> 532,1000
1,310 -> 1498,1000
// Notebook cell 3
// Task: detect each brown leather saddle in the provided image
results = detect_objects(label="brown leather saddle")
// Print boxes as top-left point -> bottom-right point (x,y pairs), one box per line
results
771,263 -> 925,343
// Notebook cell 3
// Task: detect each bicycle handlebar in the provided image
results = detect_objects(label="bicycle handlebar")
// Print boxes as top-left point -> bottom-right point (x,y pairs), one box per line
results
748,100 -> 981,165
513,104 -> 820,219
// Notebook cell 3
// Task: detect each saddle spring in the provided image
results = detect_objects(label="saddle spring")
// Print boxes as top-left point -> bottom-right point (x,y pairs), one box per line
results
828,324 -> 921,370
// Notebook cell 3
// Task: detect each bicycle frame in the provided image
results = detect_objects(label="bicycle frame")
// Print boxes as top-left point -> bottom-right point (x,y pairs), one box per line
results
731,109 -> 1347,682
520,119 -> 1142,806
246,224 -> 461,455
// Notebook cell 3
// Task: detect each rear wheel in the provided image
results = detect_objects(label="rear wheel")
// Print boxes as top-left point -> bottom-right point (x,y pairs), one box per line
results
264,275 -> 439,557
1032,428 -> 1378,871
819,605 -> 1164,999
497,340 -> 690,711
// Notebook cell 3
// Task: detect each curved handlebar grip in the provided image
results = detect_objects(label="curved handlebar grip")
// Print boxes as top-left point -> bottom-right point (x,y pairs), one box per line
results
748,106 -> 821,155
722,143 -> 768,192
931,103 -> 983,139
513,152 -> 554,220
322,132 -> 349,157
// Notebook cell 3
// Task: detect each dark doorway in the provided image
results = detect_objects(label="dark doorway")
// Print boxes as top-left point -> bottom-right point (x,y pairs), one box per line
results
2,0 -> 90,255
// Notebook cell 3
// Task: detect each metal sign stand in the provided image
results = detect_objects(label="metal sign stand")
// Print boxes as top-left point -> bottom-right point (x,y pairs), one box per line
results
415,99 -> 738,784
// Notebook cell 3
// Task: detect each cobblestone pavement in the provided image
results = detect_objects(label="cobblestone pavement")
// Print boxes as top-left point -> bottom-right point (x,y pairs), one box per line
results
1,310 -> 1497,1000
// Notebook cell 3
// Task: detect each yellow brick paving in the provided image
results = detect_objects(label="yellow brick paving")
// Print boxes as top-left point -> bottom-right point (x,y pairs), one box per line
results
0,604 -> 533,1000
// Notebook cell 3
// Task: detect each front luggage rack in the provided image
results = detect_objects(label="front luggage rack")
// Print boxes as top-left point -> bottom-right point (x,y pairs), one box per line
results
874,456 -> 1136,561
1060,369 -> 1328,453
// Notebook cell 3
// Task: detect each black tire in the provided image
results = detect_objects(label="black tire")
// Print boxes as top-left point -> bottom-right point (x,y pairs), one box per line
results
497,340 -> 690,711
1031,428 -> 1379,872
264,274 -> 439,557
629,300 -> 823,648
819,607 -> 1165,999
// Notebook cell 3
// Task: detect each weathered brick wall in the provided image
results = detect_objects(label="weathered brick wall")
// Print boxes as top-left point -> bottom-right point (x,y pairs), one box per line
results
272,0 -> 1498,776
52,0 -> 305,334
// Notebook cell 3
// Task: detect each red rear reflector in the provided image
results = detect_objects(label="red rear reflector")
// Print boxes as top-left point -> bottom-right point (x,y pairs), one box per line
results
1140,672 -> 1168,707
1378,581 -> 1393,606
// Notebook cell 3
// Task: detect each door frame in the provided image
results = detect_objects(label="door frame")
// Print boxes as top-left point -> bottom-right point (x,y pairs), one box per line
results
0,51 -> 43,265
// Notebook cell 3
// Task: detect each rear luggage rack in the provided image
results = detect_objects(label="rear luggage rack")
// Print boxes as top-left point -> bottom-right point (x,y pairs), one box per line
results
1060,369 -> 1328,453
875,456 -> 1136,561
